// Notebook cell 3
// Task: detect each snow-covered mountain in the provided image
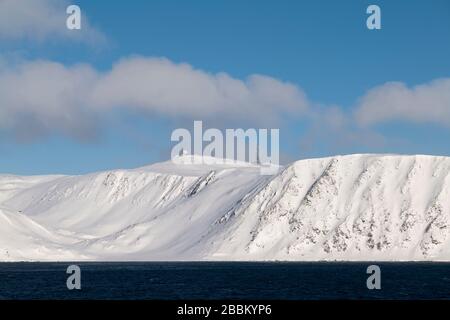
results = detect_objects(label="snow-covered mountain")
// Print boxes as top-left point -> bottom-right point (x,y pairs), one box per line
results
1,154 -> 449,261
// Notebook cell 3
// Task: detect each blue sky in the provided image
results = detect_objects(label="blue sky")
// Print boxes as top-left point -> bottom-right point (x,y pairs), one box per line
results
1,0 -> 450,174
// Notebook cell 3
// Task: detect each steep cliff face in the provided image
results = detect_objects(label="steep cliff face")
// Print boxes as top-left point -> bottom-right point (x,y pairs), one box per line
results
212,155 -> 450,260
1,154 -> 449,261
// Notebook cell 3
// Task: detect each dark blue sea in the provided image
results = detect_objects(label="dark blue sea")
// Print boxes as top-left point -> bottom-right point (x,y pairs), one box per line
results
0,262 -> 449,300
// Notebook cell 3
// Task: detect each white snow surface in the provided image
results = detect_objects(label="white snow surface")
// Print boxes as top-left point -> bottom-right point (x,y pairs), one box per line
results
1,154 -> 450,261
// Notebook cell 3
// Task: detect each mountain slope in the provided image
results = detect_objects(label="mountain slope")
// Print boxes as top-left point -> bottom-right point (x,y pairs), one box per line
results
1,154 -> 449,261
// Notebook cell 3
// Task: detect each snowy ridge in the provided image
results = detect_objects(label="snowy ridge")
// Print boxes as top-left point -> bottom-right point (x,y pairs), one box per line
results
0,154 -> 449,261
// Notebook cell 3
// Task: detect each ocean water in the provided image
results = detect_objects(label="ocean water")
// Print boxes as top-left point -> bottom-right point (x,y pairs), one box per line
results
0,262 -> 449,300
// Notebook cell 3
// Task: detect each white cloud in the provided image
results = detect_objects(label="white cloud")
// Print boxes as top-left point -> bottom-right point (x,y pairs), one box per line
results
0,57 -> 309,139
0,0 -> 105,44
91,57 -> 308,120
0,60 -> 99,140
355,78 -> 450,127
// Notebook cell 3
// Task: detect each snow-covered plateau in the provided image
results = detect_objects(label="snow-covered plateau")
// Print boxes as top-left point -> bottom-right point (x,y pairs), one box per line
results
1,154 -> 449,261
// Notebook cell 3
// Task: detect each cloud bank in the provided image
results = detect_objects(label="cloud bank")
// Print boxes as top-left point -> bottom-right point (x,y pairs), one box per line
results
355,79 -> 450,127
0,57 -> 309,139
1,54 -> 448,144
